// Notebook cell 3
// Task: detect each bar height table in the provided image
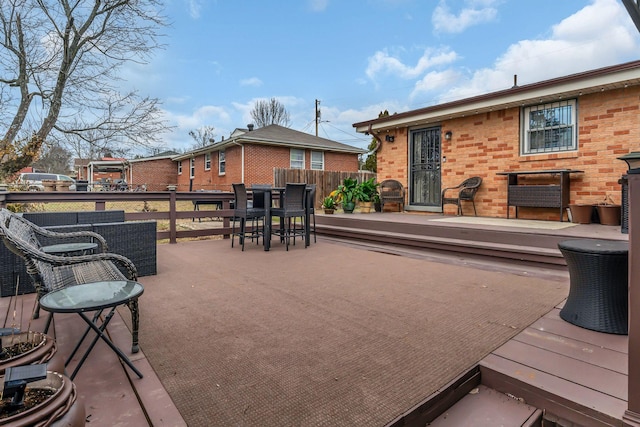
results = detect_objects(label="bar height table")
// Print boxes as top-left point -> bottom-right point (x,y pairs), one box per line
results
558,239 -> 629,334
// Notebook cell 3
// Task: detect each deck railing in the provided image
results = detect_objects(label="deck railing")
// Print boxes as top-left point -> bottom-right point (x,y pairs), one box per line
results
0,189 -> 235,244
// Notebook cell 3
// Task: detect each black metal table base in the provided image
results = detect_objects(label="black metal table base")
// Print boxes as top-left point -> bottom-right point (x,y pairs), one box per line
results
65,308 -> 143,380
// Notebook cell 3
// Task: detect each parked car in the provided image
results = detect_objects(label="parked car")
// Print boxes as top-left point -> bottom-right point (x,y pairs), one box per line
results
17,173 -> 76,191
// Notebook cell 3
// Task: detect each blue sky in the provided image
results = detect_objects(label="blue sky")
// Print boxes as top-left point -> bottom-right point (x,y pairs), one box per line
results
124,0 -> 640,153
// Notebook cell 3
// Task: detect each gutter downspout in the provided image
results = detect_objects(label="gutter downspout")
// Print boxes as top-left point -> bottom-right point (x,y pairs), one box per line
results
369,124 -> 383,153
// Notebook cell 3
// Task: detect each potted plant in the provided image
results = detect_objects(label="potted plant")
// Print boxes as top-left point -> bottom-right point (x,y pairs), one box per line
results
568,203 -> 594,224
357,178 -> 378,214
596,195 -> 621,226
330,177 -> 364,214
321,196 -> 337,214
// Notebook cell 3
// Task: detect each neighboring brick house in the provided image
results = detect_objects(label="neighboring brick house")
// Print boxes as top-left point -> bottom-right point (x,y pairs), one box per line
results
172,124 -> 366,191
128,151 -> 178,191
353,60 -> 640,221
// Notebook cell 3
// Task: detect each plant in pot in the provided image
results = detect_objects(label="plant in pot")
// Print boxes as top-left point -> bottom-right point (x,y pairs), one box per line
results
357,178 -> 379,214
321,196 -> 337,214
596,195 -> 621,226
330,177 -> 364,214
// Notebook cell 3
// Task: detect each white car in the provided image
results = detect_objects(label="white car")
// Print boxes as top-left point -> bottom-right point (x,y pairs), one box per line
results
17,173 -> 76,191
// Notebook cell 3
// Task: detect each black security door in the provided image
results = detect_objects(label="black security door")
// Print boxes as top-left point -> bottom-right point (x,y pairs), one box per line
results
410,127 -> 441,207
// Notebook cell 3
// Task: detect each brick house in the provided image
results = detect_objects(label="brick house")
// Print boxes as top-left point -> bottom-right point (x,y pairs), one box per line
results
172,124 -> 366,191
128,151 -> 178,191
353,60 -> 640,221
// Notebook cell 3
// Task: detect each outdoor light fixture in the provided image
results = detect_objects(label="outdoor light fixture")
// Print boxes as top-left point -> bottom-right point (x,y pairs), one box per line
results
385,135 -> 395,142
618,152 -> 640,172
444,131 -> 453,140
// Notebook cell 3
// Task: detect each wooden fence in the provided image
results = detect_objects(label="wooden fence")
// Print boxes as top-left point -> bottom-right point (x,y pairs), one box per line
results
274,168 -> 376,207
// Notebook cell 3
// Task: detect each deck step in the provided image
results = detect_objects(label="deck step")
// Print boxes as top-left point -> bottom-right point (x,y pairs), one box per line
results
315,215 -> 568,267
428,385 -> 542,427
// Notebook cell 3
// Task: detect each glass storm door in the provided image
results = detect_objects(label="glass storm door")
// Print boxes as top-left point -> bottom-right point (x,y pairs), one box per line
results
410,127 -> 441,207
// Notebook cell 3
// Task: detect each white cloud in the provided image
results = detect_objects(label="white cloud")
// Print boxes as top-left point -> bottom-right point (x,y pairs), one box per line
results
185,0 -> 203,19
411,69 -> 462,99
432,0 -> 500,34
366,47 -> 459,81
437,0 -> 639,103
309,0 -> 329,12
240,77 -> 263,87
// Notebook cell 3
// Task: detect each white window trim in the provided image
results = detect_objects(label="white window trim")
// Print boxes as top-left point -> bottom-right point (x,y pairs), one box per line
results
204,153 -> 211,170
190,158 -> 195,178
218,150 -> 226,175
290,148 -> 304,169
177,161 -> 182,175
310,151 -> 324,170
522,99 -> 577,155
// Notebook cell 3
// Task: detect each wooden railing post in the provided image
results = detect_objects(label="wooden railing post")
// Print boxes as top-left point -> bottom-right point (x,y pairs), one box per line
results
167,185 -> 177,244
625,172 -> 640,426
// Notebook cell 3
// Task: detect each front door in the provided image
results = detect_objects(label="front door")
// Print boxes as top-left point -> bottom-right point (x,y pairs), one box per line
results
409,127 -> 441,208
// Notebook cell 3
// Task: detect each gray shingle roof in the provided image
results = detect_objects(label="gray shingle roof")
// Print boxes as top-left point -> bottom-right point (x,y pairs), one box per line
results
174,124 -> 365,160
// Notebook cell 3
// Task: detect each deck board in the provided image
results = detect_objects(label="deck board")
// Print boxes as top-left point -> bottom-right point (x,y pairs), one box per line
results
481,307 -> 629,426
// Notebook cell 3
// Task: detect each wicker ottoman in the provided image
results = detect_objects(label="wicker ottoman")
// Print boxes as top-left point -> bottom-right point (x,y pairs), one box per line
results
558,239 -> 629,334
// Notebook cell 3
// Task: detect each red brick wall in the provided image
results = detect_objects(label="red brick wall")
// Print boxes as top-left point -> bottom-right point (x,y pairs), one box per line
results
130,158 -> 177,191
176,144 -> 360,191
377,86 -> 640,219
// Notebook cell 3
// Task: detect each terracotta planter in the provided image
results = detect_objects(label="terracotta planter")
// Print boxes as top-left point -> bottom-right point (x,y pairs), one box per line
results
597,204 -> 621,226
0,371 -> 85,426
0,332 -> 64,375
568,204 -> 593,224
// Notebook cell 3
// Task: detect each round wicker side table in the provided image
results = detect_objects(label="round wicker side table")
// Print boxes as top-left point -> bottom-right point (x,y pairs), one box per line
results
558,239 -> 629,334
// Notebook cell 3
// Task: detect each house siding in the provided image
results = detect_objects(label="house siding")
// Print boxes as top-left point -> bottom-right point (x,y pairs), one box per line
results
378,85 -> 640,220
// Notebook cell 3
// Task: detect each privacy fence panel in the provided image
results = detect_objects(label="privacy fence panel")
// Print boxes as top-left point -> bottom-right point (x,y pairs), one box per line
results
273,168 -> 376,208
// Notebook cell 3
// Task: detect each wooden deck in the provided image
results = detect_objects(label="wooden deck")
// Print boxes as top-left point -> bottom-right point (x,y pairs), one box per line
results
316,212 -> 629,426
0,211 -> 630,426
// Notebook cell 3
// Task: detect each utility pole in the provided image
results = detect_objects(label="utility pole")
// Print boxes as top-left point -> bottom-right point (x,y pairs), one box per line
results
315,99 -> 321,136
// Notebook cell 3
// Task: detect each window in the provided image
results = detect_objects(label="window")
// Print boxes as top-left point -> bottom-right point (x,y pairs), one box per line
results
177,162 -> 182,175
310,151 -> 324,170
522,99 -> 577,155
290,149 -> 304,169
218,150 -> 225,175
204,153 -> 211,170
190,158 -> 195,178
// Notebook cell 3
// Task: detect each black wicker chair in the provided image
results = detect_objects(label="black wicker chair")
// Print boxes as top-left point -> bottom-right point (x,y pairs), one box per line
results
0,209 -> 142,353
379,180 -> 405,212
231,183 -> 266,251
271,183 -> 307,251
441,176 -> 482,216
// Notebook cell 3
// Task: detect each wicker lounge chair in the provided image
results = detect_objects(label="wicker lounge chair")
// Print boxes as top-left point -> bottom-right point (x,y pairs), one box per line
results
379,179 -> 405,212
0,209 -> 141,353
441,176 -> 483,216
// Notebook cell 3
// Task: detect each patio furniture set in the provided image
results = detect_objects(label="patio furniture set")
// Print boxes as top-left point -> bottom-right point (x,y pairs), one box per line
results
231,183 -> 316,251
0,208 -> 150,382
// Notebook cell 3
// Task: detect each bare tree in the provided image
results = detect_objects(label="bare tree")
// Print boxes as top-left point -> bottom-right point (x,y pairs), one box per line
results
250,98 -> 291,128
32,142 -> 73,174
188,126 -> 216,149
0,0 -> 171,178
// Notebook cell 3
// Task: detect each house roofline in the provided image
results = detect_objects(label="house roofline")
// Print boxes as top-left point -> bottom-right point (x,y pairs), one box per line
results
353,59 -> 640,133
